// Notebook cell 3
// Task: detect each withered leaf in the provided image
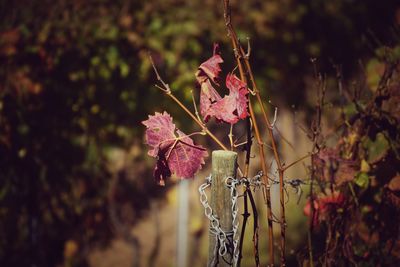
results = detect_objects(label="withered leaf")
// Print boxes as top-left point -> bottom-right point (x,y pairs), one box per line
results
142,112 -> 208,185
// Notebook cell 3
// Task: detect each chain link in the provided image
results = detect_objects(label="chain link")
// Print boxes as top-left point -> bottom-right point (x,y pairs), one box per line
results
199,175 -> 230,258
199,170 -> 305,265
199,174 -> 242,267
225,176 -> 240,267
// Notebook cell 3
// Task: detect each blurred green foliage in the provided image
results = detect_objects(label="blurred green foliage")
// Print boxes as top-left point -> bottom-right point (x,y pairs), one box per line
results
0,0 -> 399,266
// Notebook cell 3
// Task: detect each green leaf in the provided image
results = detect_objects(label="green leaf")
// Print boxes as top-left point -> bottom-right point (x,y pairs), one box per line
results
366,58 -> 384,92
106,46 -> 119,69
90,56 -> 101,66
0,182 -> 10,201
343,103 -> 357,117
362,132 -> 390,164
119,62 -> 130,77
354,172 -> 369,188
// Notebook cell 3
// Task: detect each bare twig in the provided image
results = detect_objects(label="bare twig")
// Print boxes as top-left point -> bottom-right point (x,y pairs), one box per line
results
191,89 -> 203,123
307,58 -> 326,266
275,126 -> 296,153
224,1 -> 292,263
223,1 -> 276,264
238,186 -> 250,267
283,153 -> 312,171
268,107 -> 278,129
248,189 -> 260,266
229,124 -> 234,150
222,5 -> 288,262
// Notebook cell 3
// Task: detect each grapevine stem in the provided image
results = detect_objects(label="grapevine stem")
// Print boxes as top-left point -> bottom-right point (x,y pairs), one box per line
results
223,0 -> 275,265
190,90 -> 203,123
283,153 -> 312,171
237,25 -> 289,267
229,124 -> 234,150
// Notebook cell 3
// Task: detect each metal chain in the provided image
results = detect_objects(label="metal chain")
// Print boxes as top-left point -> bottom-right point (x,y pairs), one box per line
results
199,170 -> 300,266
225,176 -> 240,267
199,174 -> 242,267
198,175 -> 231,258
199,169 -> 306,267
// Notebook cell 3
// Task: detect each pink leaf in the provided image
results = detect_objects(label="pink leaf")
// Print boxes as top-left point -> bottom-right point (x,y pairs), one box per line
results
197,43 -> 224,84
195,45 -> 249,124
314,148 -> 358,185
142,111 -> 176,157
205,74 -> 249,124
167,130 -> 208,179
199,79 -> 222,120
303,192 -> 345,226
142,112 -> 208,185
196,44 -> 223,119
225,73 -> 249,120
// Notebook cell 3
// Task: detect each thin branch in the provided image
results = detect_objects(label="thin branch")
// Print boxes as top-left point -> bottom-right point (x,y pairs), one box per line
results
149,53 -> 171,94
191,89 -> 203,123
307,58 -> 326,266
248,189 -> 260,266
165,139 -> 179,160
283,153 -> 312,171
268,107 -> 278,129
227,15 -> 288,264
238,56 -> 254,267
229,124 -> 234,150
222,1 -> 276,264
245,37 -> 251,59
233,140 -> 249,148
238,186 -> 250,267
275,126 -> 296,153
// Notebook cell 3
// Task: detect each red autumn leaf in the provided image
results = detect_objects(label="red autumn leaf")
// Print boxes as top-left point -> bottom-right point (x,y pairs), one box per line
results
194,45 -> 248,124
197,43 -> 224,84
205,74 -> 249,124
142,112 -> 208,185
199,79 -> 222,118
314,148 -> 358,185
304,192 -> 345,226
196,44 -> 223,119
303,200 -> 319,226
225,73 -> 249,120
168,129 -> 208,179
142,111 -> 176,158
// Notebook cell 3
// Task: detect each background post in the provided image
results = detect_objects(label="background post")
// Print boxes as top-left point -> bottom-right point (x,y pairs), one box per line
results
208,150 -> 238,266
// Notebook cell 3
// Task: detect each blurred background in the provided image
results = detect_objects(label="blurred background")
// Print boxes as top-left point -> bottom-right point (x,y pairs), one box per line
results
1,0 -> 399,266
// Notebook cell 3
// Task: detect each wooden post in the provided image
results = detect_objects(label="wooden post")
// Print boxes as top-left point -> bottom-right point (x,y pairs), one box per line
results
208,150 -> 238,267
177,179 -> 189,267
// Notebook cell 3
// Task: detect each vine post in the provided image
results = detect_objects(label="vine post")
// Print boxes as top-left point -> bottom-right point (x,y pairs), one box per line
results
208,150 -> 237,266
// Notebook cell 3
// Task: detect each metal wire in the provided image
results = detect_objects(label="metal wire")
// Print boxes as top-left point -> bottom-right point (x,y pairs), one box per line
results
199,171 -> 308,266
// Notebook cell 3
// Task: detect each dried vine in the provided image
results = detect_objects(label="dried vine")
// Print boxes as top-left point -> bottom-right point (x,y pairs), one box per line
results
222,1 -> 276,265
222,1 -> 315,265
